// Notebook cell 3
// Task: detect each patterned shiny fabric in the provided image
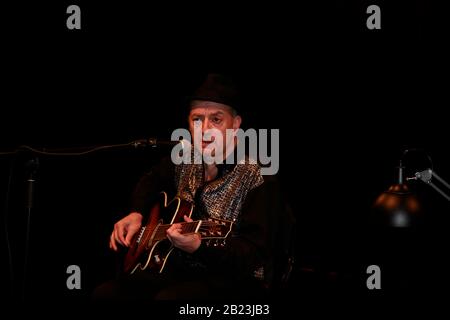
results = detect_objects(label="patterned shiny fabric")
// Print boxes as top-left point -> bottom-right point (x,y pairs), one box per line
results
174,152 -> 263,222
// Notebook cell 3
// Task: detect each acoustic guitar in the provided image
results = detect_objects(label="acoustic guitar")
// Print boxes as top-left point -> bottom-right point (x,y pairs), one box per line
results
123,191 -> 233,274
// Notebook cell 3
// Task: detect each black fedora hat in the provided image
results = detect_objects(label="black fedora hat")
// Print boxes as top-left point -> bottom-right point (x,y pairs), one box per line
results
188,73 -> 241,113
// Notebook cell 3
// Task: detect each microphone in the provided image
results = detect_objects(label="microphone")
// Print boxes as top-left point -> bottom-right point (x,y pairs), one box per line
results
131,138 -> 185,148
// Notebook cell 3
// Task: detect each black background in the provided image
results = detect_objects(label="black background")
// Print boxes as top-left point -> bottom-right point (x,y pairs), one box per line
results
1,0 -> 449,312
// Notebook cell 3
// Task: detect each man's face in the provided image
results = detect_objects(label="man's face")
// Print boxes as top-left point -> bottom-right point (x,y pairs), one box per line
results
188,101 -> 241,160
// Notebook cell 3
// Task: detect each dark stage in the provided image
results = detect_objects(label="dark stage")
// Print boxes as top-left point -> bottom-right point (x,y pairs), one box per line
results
1,0 -> 449,314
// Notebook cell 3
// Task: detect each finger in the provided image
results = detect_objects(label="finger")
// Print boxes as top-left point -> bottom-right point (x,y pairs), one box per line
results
167,225 -> 175,234
183,215 -> 193,222
125,225 -> 139,246
167,227 -> 182,240
168,224 -> 182,235
114,227 -> 126,247
116,224 -> 127,246
110,232 -> 118,251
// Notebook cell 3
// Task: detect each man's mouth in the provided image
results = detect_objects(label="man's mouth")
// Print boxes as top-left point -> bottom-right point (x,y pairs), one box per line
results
202,141 -> 213,148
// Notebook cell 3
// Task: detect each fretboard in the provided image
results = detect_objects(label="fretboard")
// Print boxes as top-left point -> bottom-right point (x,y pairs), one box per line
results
153,220 -> 225,240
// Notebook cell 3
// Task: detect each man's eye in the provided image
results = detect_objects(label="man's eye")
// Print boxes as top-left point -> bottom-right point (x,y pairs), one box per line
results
213,118 -> 222,123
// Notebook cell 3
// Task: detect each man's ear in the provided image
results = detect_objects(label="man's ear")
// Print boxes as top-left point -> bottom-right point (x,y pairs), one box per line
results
233,115 -> 242,130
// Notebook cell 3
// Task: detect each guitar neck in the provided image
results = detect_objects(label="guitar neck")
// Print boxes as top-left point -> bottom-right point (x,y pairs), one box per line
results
153,220 -> 229,241
165,221 -> 200,234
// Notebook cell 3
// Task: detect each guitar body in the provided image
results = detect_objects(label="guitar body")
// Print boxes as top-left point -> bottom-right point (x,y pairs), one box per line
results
123,192 -> 194,274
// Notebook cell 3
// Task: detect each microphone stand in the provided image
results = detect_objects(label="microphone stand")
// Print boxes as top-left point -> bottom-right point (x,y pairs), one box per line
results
22,157 -> 39,302
0,138 -> 181,303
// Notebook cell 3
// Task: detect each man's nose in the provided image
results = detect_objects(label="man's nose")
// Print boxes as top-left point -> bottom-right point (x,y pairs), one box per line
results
202,119 -> 212,131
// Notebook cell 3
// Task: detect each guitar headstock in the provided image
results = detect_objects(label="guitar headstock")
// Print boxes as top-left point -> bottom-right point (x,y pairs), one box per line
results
197,218 -> 233,239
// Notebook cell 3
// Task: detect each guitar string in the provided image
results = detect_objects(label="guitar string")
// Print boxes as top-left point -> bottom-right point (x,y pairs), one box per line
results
152,227 -> 224,235
152,223 -> 229,239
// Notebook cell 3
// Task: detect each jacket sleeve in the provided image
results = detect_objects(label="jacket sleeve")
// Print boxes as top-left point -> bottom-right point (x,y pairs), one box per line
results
129,157 -> 176,215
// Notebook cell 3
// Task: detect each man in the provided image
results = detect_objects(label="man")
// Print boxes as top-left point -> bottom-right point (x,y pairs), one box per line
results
94,74 -> 286,300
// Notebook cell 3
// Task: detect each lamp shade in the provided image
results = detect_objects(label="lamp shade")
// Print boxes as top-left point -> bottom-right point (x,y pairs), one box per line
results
372,183 -> 421,227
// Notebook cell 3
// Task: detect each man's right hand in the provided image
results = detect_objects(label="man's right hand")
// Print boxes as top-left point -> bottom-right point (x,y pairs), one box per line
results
109,212 -> 143,251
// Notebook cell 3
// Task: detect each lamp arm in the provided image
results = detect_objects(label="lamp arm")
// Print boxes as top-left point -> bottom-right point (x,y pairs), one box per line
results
432,171 -> 450,190
427,181 -> 450,201
429,171 -> 450,201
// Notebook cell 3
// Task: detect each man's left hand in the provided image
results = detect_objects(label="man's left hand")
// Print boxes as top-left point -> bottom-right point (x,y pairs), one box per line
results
166,215 -> 201,253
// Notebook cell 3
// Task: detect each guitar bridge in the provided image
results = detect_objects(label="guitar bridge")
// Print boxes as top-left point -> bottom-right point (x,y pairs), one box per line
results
136,226 -> 146,244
